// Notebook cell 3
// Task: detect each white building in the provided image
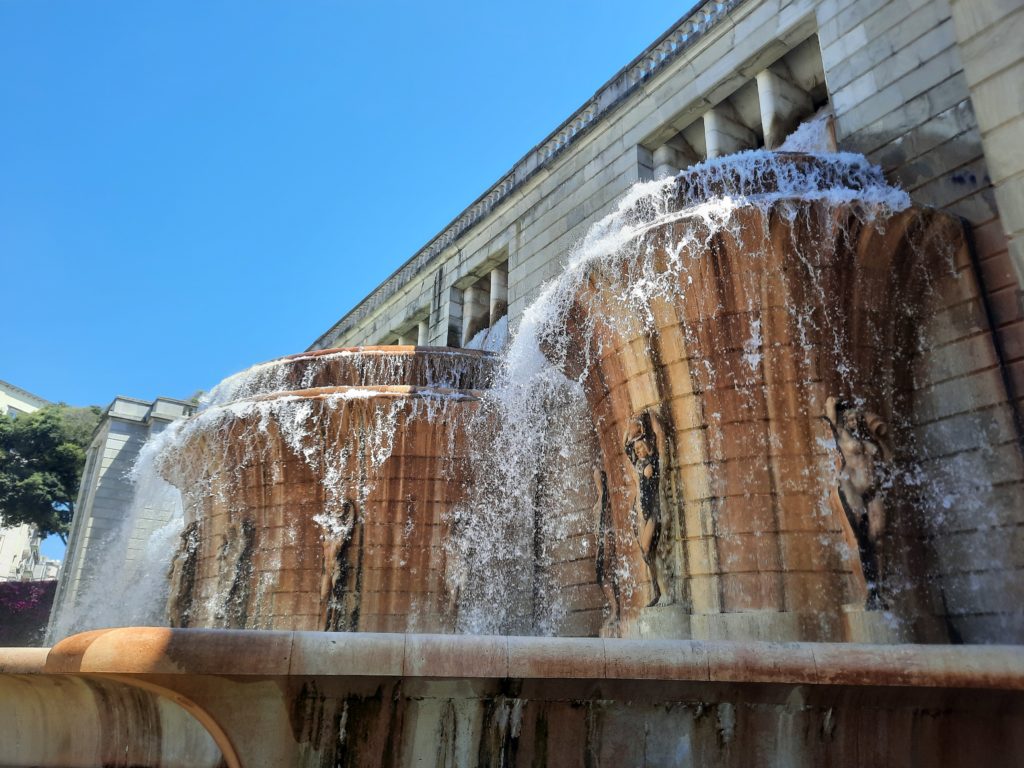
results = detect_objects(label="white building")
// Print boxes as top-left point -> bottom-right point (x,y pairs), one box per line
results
0,379 -> 49,419
0,380 -> 60,582
312,0 -> 1023,371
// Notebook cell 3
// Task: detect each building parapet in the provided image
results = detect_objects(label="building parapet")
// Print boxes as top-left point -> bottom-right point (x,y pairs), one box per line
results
309,0 -> 742,350
105,396 -> 196,425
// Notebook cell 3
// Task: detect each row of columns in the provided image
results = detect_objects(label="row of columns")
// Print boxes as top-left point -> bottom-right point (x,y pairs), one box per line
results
652,63 -> 817,178
462,263 -> 508,345
397,319 -> 429,347
391,262 -> 508,348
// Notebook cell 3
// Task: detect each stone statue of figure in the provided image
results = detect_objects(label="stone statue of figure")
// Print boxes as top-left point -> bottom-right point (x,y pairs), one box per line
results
623,410 -> 668,607
592,467 -> 620,631
823,396 -> 895,609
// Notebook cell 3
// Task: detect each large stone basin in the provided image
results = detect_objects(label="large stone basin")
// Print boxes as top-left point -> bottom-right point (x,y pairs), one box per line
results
205,345 -> 496,403
3,629 -> 1023,767
553,155 -> 1023,643
162,348 -> 486,633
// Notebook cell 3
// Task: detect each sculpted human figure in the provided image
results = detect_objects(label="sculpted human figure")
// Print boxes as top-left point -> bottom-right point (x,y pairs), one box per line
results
623,410 -> 668,607
592,466 -> 620,630
822,396 -> 894,608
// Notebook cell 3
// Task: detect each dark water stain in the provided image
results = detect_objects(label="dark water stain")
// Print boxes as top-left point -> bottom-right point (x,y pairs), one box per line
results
225,519 -> 256,628
290,680 -> 404,768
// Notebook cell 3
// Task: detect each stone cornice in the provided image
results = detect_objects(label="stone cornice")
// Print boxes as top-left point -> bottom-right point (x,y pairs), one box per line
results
309,0 -> 744,350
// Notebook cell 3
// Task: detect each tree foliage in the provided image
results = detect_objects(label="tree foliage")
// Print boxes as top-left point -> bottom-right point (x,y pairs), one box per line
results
0,403 -> 102,541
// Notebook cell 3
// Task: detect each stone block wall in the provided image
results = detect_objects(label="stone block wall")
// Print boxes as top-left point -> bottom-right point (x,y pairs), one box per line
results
47,397 -> 195,640
948,0 -> 1024,417
817,0 -> 1024,641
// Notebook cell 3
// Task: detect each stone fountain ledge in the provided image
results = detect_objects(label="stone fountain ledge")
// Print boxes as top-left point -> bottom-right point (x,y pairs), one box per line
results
28,628 -> 1024,690
5,631 -> 1024,768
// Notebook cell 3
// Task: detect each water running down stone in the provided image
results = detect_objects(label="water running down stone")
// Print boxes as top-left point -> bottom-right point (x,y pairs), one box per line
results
56,149 -> 1021,648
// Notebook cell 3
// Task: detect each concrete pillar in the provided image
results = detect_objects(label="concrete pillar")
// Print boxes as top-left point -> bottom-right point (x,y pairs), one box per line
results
461,281 -> 490,345
756,68 -> 812,149
489,266 -> 508,325
704,106 -> 757,158
635,144 -> 655,183
446,286 -> 464,347
397,333 -> 415,346
417,319 -> 429,347
652,136 -> 699,179
653,145 -> 681,179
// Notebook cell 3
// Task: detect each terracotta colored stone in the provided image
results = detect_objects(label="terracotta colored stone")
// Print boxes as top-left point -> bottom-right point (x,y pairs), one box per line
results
554,156 -> 1020,641
162,348 -> 488,635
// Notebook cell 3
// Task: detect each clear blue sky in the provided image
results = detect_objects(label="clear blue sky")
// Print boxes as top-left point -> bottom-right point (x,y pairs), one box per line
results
3,2 -> 685,556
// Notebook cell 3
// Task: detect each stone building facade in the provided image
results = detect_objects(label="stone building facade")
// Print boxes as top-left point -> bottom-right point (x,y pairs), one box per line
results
310,0 -> 1024,642
312,0 -> 1022,369
47,396 -> 195,639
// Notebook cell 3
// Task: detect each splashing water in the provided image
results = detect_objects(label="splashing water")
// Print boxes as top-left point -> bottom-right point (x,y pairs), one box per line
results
51,351 -> 480,637
445,148 -> 915,635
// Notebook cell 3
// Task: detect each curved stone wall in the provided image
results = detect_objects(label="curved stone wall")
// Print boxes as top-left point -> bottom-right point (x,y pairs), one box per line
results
556,168 -> 1017,642
163,349 -> 485,633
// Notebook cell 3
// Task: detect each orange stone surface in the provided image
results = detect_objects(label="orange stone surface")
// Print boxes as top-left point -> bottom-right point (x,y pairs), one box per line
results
558,186 -> 1017,641
162,348 -> 487,634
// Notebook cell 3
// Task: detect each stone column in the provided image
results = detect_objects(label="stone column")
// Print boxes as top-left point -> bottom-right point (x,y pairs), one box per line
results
445,287 -> 464,347
756,68 -> 812,149
489,266 -> 508,325
653,145 -> 681,179
417,319 -> 429,347
652,136 -> 698,179
461,281 -> 490,345
704,106 -> 756,158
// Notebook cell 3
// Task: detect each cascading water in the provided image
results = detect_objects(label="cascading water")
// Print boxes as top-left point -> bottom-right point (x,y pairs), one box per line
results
51,348 -> 491,637
447,147 -> 1020,643
47,416 -> 190,639
50,140 -> 1022,645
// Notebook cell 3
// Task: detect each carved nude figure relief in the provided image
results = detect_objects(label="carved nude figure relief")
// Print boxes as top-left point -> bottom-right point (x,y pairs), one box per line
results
623,409 -> 669,607
593,466 -> 621,630
822,396 -> 894,608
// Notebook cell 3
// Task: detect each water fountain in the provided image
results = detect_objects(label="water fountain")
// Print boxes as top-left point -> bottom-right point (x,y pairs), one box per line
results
539,153 -> 980,644
4,148 -> 1023,767
161,346 -> 493,634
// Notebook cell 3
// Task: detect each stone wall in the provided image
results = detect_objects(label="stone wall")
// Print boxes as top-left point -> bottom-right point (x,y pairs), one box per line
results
819,0 -> 1024,641
948,0 -> 1024,423
312,0 -> 1019,362
47,397 -> 195,641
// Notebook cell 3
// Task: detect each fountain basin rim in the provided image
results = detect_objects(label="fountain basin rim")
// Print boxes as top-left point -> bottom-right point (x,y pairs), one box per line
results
256,345 -> 496,370
625,150 -> 915,223
39,628 -> 1024,691
233,384 -> 483,405
0,646 -> 48,674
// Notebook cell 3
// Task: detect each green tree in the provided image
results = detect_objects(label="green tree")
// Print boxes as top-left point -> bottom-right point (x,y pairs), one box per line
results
0,403 -> 102,542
